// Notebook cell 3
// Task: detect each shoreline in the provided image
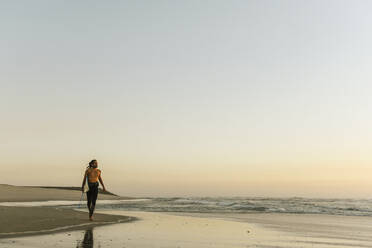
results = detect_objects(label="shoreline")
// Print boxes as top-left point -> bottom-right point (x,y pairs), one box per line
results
6,210 -> 372,248
3,183 -> 372,247
2,209 -> 372,247
0,206 -> 137,239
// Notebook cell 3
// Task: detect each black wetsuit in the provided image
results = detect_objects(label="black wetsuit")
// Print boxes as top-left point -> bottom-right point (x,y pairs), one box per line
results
86,181 -> 99,217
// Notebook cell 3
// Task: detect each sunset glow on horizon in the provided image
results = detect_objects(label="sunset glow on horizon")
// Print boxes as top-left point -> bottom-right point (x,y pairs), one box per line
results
2,0 -> 372,198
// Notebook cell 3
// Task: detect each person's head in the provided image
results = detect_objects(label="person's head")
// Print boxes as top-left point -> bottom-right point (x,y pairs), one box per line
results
89,159 -> 98,168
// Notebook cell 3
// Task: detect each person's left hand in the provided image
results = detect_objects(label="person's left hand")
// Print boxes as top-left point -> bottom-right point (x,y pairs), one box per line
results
103,187 -> 107,192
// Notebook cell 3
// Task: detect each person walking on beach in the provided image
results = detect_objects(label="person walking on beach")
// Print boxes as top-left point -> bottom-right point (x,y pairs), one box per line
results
81,159 -> 106,221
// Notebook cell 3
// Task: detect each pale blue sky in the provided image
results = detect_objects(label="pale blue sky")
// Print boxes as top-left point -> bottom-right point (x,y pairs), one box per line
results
2,1 -> 372,197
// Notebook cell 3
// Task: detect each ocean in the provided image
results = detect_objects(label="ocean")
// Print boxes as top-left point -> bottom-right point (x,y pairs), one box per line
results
3,197 -> 372,217
92,197 -> 372,217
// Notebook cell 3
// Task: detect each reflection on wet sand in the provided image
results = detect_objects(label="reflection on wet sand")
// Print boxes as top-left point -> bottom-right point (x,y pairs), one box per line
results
76,228 -> 93,248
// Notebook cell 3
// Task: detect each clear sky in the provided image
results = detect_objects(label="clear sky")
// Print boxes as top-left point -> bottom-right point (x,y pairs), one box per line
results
1,0 -> 372,198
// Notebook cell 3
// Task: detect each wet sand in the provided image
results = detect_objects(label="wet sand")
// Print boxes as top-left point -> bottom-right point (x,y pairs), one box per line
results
0,206 -> 134,239
2,184 -> 372,247
0,184 -> 135,239
0,210 -> 273,247
172,212 -> 372,247
3,210 -> 372,247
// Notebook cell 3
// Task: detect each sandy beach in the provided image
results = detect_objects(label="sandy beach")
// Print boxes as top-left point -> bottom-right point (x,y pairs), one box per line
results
0,184 -> 134,239
2,184 -> 372,247
3,210 -> 372,247
0,206 -> 134,239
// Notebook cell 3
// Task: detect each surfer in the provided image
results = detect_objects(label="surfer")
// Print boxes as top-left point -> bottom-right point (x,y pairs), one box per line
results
81,159 -> 106,221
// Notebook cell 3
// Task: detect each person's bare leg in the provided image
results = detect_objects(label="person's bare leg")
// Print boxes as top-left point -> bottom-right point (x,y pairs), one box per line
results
89,202 -> 95,221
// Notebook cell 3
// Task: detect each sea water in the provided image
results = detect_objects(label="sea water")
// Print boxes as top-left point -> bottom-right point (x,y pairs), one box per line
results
94,197 -> 372,216
3,197 -> 372,217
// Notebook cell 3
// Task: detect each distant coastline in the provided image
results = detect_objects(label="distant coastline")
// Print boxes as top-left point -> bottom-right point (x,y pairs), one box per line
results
0,184 -> 133,202
27,185 -> 118,196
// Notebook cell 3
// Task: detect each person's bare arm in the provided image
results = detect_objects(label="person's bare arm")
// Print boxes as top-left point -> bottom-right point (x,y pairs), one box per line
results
81,170 -> 88,192
98,172 -> 106,192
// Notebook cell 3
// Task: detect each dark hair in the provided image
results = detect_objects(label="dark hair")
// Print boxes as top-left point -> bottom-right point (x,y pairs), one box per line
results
88,159 -> 97,168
